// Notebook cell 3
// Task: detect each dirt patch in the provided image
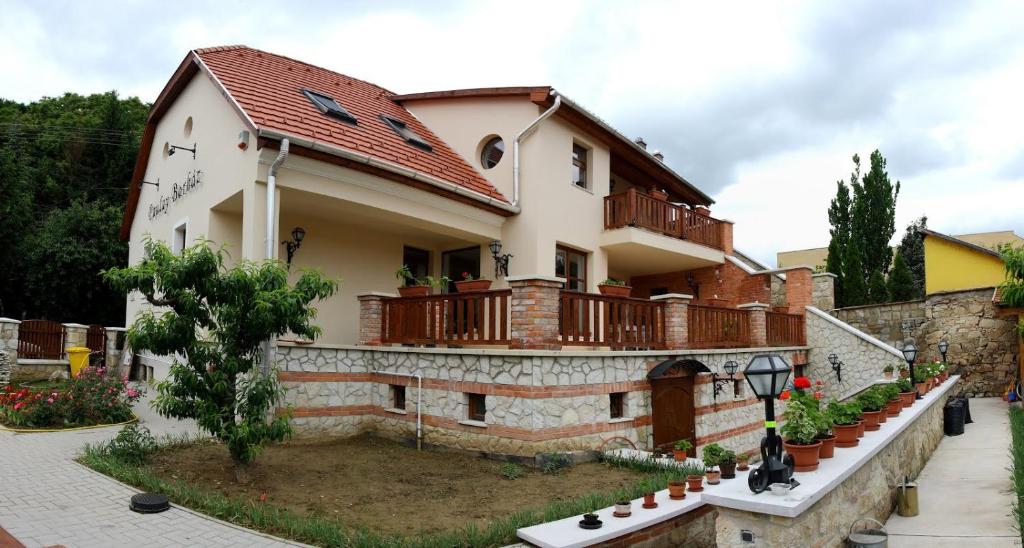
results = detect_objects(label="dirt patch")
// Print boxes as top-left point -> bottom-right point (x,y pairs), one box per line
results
148,435 -> 644,538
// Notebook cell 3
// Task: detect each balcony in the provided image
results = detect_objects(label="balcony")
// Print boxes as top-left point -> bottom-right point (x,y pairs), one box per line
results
604,188 -> 725,250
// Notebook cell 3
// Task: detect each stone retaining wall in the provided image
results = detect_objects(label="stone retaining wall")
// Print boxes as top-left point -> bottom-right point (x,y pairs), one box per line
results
805,307 -> 904,400
593,505 -> 717,548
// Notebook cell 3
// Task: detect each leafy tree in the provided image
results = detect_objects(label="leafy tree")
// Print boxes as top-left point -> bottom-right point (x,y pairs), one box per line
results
867,269 -> 888,304
825,177 -> 853,306
888,252 -> 916,302
850,150 -> 900,277
897,216 -> 927,299
843,238 -> 867,306
104,239 -> 338,479
824,238 -> 844,306
999,245 -> 1024,337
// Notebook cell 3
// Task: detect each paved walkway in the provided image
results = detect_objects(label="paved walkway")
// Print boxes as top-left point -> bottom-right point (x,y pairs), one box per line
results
886,397 -> 1019,547
0,390 -> 298,547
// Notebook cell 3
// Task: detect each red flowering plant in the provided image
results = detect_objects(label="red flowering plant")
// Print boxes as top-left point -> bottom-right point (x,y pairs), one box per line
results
461,271 -> 476,281
781,376 -> 831,441
0,367 -> 142,428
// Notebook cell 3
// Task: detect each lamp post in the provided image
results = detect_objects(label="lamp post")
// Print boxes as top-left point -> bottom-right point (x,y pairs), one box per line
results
902,342 -> 919,400
938,340 -> 949,364
712,360 -> 739,401
827,352 -> 843,383
744,354 -> 796,494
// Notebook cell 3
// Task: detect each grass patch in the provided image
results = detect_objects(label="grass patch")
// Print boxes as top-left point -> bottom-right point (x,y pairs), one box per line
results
80,436 -> 699,548
1010,406 -> 1024,540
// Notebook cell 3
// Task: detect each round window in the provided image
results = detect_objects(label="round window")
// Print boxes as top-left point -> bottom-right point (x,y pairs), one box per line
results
480,136 -> 504,169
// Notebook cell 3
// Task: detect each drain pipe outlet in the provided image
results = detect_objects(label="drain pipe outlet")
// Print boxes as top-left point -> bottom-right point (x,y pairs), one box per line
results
512,91 -> 561,207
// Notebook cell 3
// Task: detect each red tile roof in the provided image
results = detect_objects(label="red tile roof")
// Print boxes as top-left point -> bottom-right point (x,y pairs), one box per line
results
195,45 -> 507,202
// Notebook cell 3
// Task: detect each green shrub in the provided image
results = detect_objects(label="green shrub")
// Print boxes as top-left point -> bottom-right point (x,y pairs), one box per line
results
106,424 -> 158,464
895,378 -> 913,393
0,367 -> 142,428
498,462 -> 523,480
538,452 -> 573,475
825,400 -> 860,425
1010,406 -> 1024,541
856,387 -> 887,412
701,443 -> 724,469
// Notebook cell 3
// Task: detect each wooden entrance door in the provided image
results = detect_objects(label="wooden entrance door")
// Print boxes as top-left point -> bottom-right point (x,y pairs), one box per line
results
651,375 -> 696,454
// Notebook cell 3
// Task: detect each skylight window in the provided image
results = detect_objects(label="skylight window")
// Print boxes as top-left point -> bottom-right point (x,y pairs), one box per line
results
301,88 -> 357,125
379,115 -> 433,152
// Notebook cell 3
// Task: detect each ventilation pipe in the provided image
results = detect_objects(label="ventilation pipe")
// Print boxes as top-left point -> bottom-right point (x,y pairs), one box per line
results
512,91 -> 561,207
261,138 -> 289,377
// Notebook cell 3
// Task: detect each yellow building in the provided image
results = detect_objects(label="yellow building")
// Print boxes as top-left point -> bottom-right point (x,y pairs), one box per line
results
921,228 -> 1011,295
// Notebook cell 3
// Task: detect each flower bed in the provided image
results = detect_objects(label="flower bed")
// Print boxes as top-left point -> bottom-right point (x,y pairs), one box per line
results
0,367 -> 140,429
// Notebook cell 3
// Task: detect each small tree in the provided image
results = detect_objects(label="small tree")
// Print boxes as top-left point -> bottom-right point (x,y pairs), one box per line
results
105,239 -> 337,478
888,252 -> 916,301
867,270 -> 888,304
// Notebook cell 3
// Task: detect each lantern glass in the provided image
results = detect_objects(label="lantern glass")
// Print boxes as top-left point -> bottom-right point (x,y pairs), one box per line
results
828,353 -> 838,366
902,343 -> 917,363
743,354 -> 792,398
938,340 -> 949,354
292,227 -> 306,243
723,360 -> 738,376
489,240 -> 502,256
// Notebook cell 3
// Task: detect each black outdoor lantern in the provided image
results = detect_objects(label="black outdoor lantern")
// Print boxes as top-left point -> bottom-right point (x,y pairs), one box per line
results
902,342 -> 920,400
744,354 -> 797,494
712,360 -> 739,401
938,340 -> 949,363
168,143 -> 197,159
827,352 -> 843,383
282,226 -> 306,268
489,240 -> 513,278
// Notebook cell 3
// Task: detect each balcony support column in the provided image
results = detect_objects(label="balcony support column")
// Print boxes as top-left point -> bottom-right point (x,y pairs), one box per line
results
357,292 -> 395,346
738,302 -> 770,347
651,293 -> 693,350
508,276 -> 565,350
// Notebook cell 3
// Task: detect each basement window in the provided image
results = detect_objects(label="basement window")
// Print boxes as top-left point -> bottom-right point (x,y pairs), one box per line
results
301,88 -> 357,125
467,393 -> 487,422
609,392 -> 626,419
390,384 -> 406,410
380,115 -> 433,152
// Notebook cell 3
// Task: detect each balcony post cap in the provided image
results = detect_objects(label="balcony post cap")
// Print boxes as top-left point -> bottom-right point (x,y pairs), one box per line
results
357,292 -> 398,300
737,302 -> 771,311
649,293 -> 694,302
505,275 -> 567,285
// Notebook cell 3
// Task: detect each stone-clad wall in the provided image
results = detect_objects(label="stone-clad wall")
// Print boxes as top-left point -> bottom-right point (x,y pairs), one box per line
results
805,307 -> 903,400
276,345 -> 810,457
834,299 -> 927,349
0,318 -> 19,357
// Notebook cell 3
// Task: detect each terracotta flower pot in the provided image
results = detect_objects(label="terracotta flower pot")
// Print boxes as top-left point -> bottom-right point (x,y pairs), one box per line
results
597,284 -> 632,298
650,189 -> 669,201
833,423 -> 859,448
668,481 -> 687,500
737,458 -> 749,472
915,382 -> 927,397
877,408 -> 888,424
883,371 -> 893,380
900,391 -> 915,408
900,369 -> 909,378
705,469 -> 721,485
398,285 -> 430,297
454,279 -> 492,292
862,410 -> 883,431
886,399 -> 901,417
818,435 -> 836,459
642,492 -> 658,509
686,475 -> 704,492
673,449 -> 688,462
720,461 -> 737,479
856,419 -> 865,438
783,440 -> 822,472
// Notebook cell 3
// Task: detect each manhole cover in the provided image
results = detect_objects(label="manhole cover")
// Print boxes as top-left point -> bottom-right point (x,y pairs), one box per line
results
129,493 -> 170,514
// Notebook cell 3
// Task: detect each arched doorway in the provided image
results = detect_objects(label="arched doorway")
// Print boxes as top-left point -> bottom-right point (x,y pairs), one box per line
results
648,359 -> 710,455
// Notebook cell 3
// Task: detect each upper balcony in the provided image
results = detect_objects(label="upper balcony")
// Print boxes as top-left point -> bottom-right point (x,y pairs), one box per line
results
601,188 -> 728,275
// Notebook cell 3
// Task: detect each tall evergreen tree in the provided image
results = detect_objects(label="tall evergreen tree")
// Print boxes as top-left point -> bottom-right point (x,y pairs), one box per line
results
897,216 -> 927,299
843,239 -> 867,306
825,238 -> 845,307
888,252 -> 916,301
867,270 -> 888,304
825,174 -> 853,306
850,150 -> 900,277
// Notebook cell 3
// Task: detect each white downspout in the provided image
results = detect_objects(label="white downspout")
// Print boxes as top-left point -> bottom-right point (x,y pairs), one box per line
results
512,91 -> 561,207
374,370 -> 423,450
261,139 -> 289,377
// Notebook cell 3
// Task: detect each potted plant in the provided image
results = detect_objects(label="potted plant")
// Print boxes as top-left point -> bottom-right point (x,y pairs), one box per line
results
667,480 -> 687,500
826,400 -> 860,448
649,188 -> 669,201
673,439 -> 692,462
454,271 -> 492,292
896,378 -> 915,408
816,415 -> 836,460
642,492 -> 658,509
702,444 -> 723,484
597,278 -> 632,298
898,362 -> 910,379
882,364 -> 894,380
736,453 -> 750,472
913,367 -> 928,397
718,448 -> 738,479
613,500 -> 632,517
781,393 -> 823,472
855,387 -> 886,431
686,472 -> 704,492
882,383 -> 902,416
395,265 -> 429,297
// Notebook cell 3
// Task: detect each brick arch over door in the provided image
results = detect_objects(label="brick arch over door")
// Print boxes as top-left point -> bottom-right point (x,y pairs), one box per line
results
648,359 -> 710,453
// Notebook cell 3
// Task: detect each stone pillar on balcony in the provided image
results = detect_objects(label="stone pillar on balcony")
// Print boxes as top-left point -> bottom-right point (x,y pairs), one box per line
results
739,302 -> 770,347
812,272 -> 837,311
357,292 -> 395,346
507,276 -> 565,350
783,267 -> 814,314
719,219 -> 735,255
651,293 -> 693,350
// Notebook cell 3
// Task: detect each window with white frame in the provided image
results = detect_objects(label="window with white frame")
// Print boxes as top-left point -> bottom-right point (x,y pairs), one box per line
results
173,221 -> 187,255
571,143 -> 589,189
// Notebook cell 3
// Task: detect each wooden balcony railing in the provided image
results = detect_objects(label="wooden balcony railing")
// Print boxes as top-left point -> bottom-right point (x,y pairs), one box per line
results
687,305 -> 751,349
766,311 -> 806,346
382,290 -> 511,346
559,291 -> 666,349
604,188 -> 724,250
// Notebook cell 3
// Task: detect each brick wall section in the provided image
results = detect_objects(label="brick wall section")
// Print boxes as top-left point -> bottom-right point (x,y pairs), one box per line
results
653,294 -> 692,349
741,302 -> 769,346
357,293 -> 387,346
629,260 -> 770,308
784,267 -> 814,314
509,277 -> 564,350
720,220 -> 734,255
593,504 -> 716,548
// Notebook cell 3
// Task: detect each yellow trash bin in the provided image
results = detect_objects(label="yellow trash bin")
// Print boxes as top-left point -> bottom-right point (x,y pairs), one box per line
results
67,347 -> 91,378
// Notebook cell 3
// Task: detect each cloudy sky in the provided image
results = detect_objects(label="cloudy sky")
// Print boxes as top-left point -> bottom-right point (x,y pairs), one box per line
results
4,0 -> 1023,265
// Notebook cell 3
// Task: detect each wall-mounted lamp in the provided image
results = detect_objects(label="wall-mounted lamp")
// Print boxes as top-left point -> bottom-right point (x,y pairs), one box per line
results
712,360 -> 739,401
827,353 -> 843,383
139,179 -> 159,190
489,240 -> 513,278
168,143 -> 197,159
938,340 -> 949,363
281,226 -> 306,268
